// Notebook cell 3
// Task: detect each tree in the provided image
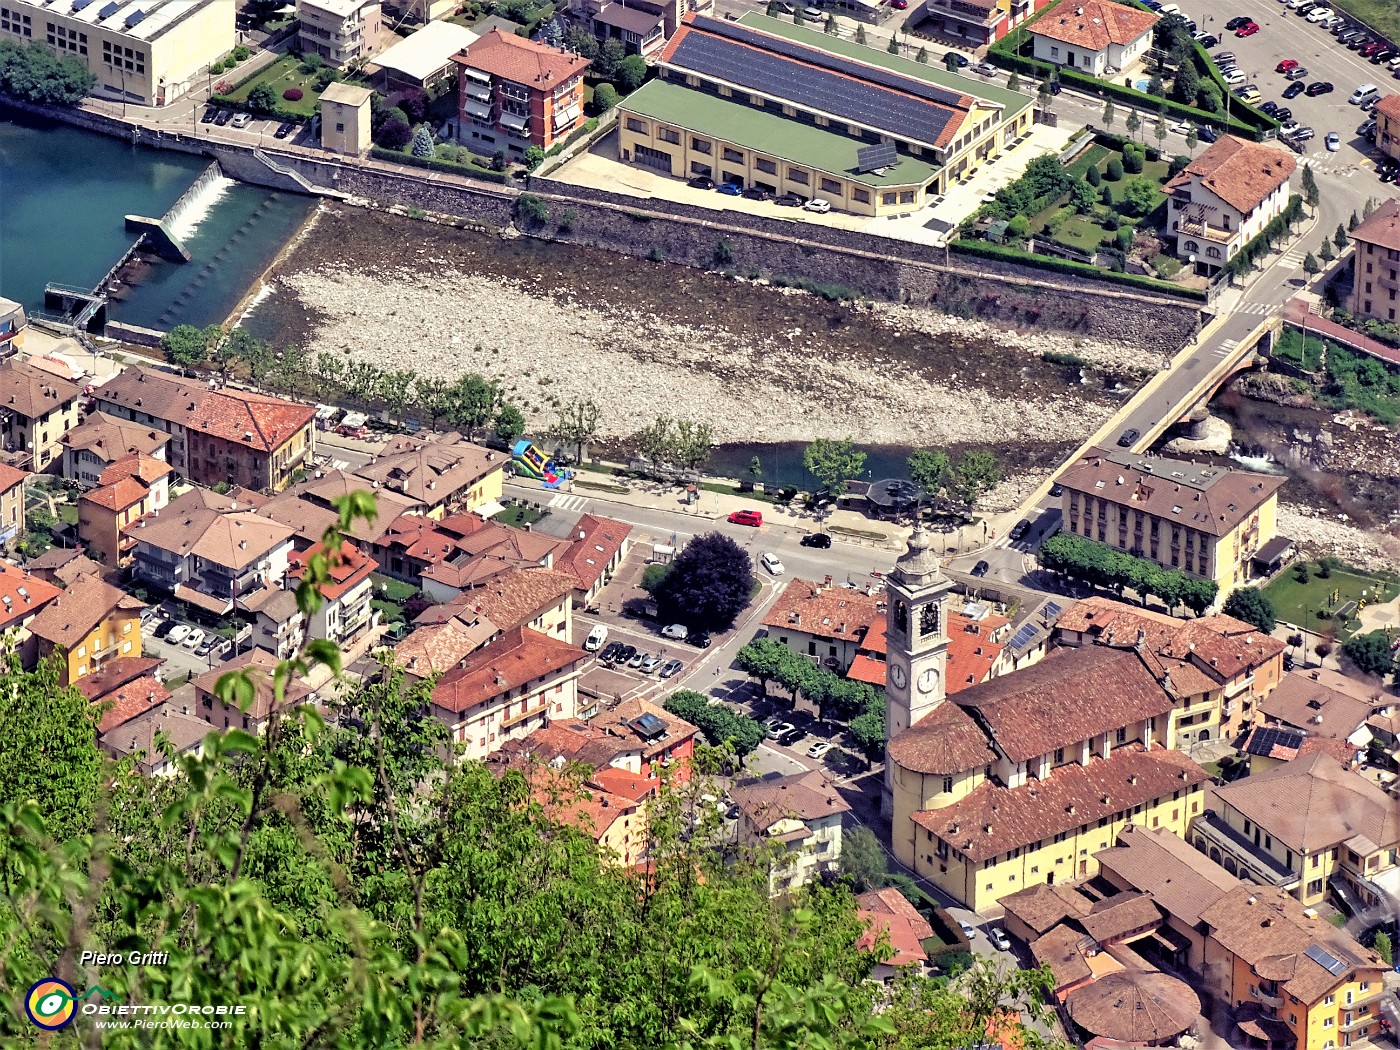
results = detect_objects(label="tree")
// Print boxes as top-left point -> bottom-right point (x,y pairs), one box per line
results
397,87 -> 428,123
654,532 -> 754,632
1335,223 -> 1350,251
916,46 -> 928,63
671,418 -> 714,472
1119,177 -> 1159,218
1302,252 -> 1321,276
640,561 -> 673,595
1037,80 -> 1052,110
248,82 -> 279,115
514,192 -> 549,226
1197,80 -> 1222,113
1006,214 -> 1032,241
636,415 -> 674,470
552,397 -> 600,463
1363,197 -> 1376,219
1222,587 -> 1277,632
593,82 -> 619,112
1105,156 -> 1124,181
0,38 -> 96,104
839,826 -> 889,892
411,124 -> 434,158
593,38 -> 625,80
1125,111 -> 1141,142
443,374 -> 500,441
662,690 -> 764,757
907,448 -> 952,503
951,450 -> 1001,512
1069,178 -> 1097,214
523,144 -> 546,170
944,50 -> 960,71
491,149 -> 508,172
1340,630 -> 1395,679
1301,163 -> 1319,207
1154,119 -> 1168,150
1103,100 -> 1116,129
564,24 -> 599,59
748,456 -> 763,486
1320,239 -> 1335,264
1349,211 -> 1360,232
1173,62 -> 1199,106
848,693 -> 886,764
375,112 -> 412,150
794,6 -> 804,23
887,36 -> 900,55
804,437 -> 866,498
1007,72 -> 1019,91
736,637 -> 793,698
1086,164 -> 1101,187
1147,73 -> 1164,98
825,14 -> 837,33
493,402 -> 526,445
161,323 -> 222,367
1186,126 -> 1198,154
617,54 -> 647,92
1375,930 -> 1393,966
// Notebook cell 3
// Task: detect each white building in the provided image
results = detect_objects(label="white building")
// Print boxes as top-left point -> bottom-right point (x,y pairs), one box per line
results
296,0 -> 381,67
729,769 -> 851,894
1165,136 -> 1297,273
1029,0 -> 1158,78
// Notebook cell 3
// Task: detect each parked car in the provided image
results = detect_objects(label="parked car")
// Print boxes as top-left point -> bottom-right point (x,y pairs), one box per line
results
1050,483 -> 1064,497
1306,81 -> 1335,96
687,630 -> 711,649
1008,519 -> 1031,541
776,726 -> 805,747
639,654 -> 662,674
1380,159 -> 1399,182
1235,21 -> 1259,36
957,919 -> 977,939
1284,66 -> 1309,80
1350,82 -> 1380,104
774,193 -> 804,207
214,109 -> 233,126
585,623 -> 608,651
1326,131 -> 1342,150
661,623 -> 689,639
1274,107 -> 1292,122
688,175 -> 716,190
1361,41 -> 1386,57
1213,50 -> 1236,63
1196,124 -> 1219,142
760,552 -> 786,575
742,187 -> 773,201
153,619 -> 177,640
1292,125 -> 1316,140
195,637 -> 219,658
1234,86 -> 1262,103
713,181 -> 740,196
1197,34 -> 1218,48
166,623 -> 192,646
1223,69 -> 1247,85
1282,81 -> 1306,98
1374,50 -> 1397,65
1305,6 -> 1333,20
627,649 -> 648,669
728,509 -> 763,526
766,721 -> 796,740
807,741 -> 834,759
1260,100 -> 1280,116
274,121 -> 296,139
802,4 -> 821,16
616,644 -> 638,665
659,659 -> 683,679
803,198 -> 832,213
599,641 -> 624,663
1347,35 -> 1372,49
201,107 -> 218,124
891,0 -> 908,8
971,560 -> 990,577
1276,58 -> 1299,72
989,928 -> 1013,951
182,628 -> 206,650
943,50 -> 970,67
1117,427 -> 1140,448
230,112 -> 253,129
800,532 -> 832,548
974,61 -> 998,76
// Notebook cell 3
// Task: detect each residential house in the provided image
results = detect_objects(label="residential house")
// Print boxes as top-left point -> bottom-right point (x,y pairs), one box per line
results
354,433 -> 506,519
763,579 -> 883,672
555,513 -> 632,608
0,356 -> 81,470
1056,597 -> 1286,742
241,586 -> 305,661
1347,197 -> 1400,325
525,767 -> 648,867
855,887 -> 936,981
393,609 -> 499,679
453,29 -> 589,153
729,769 -> 851,893
0,462 -> 24,549
429,625 -> 587,761
297,0 -> 381,67
1199,886 -> 1387,1050
75,656 -> 170,736
1239,723 -> 1358,771
418,511 -> 569,603
617,15 -> 1035,216
0,296 -> 26,355
260,467 -> 418,551
286,540 -> 378,650
100,703 -> 213,776
1191,750 -> 1400,910
419,566 -> 577,639
129,488 -> 295,615
1029,0 -> 1158,78
1371,94 -> 1400,165
494,697 -> 698,779
193,647 -> 316,734
925,0 -> 1058,46
370,18 -> 477,92
0,558 -> 61,664
1256,672 -> 1375,744
1165,135 -> 1298,274
847,606 -> 1011,695
61,411 -> 169,488
92,367 -> 316,492
77,453 -> 172,567
27,574 -> 145,684
1056,448 -> 1287,600
24,547 -> 106,588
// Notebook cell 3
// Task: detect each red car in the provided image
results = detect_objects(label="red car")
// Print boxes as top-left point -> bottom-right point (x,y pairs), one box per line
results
1276,59 -> 1299,72
728,509 -> 763,527
1236,21 -> 1259,36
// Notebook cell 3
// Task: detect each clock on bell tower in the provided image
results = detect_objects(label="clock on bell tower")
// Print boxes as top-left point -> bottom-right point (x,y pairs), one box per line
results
882,523 -> 951,745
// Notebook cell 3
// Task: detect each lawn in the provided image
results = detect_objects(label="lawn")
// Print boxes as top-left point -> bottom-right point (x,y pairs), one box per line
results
225,54 -> 340,118
1263,561 -> 1400,637
1028,153 -> 1170,255
494,503 -> 546,528
1330,0 -> 1400,52
1273,328 -> 1326,372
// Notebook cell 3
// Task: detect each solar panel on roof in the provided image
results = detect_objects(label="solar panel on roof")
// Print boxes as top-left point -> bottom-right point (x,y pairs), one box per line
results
1008,623 -> 1039,652
124,8 -> 145,26
856,141 -> 898,173
71,0 -> 96,11
1244,726 -> 1305,757
1042,601 -> 1063,619
1305,945 -> 1348,977
97,1 -> 119,16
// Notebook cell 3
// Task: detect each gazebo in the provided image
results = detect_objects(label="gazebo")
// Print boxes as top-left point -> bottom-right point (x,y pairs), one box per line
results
1065,970 -> 1201,1047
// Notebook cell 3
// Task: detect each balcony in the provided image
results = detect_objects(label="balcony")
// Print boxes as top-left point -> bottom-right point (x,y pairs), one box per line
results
463,82 -> 490,102
1255,987 -> 1285,1009
925,0 -> 1005,28
1192,812 -> 1298,889
1339,1010 -> 1375,1032
1176,216 -> 1235,245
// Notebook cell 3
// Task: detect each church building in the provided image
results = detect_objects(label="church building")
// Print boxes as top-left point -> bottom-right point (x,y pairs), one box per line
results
881,527 -> 1213,914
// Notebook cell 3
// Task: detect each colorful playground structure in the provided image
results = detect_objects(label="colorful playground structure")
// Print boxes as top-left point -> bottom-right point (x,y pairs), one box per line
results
511,440 -> 574,489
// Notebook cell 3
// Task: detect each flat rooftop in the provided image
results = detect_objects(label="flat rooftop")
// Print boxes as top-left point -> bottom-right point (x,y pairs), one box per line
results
12,0 -> 223,42
621,78 -> 939,189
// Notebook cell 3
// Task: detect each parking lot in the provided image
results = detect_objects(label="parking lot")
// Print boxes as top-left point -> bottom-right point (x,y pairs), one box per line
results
140,606 -> 238,681
200,105 -> 303,144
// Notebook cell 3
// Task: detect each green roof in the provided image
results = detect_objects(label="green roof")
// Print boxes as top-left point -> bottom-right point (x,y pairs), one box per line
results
737,13 -> 1035,120
619,79 -> 939,189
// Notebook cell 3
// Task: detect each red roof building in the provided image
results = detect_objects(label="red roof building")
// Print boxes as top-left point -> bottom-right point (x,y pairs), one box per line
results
287,540 -> 378,648
453,30 -> 590,150
0,461 -> 26,551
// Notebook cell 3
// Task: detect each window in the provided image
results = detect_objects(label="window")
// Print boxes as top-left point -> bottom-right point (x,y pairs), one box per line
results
882,192 -> 896,205
691,137 -> 711,154
625,117 -> 646,134
1326,995 -> 1336,1006
852,188 -> 870,204
755,157 -> 777,175
1054,747 -> 1065,764
657,127 -> 680,145
787,166 -> 809,184
899,190 -> 916,204
336,122 -> 345,132
1116,726 -> 1127,743
942,776 -> 953,793
820,177 -> 841,194
722,146 -> 743,163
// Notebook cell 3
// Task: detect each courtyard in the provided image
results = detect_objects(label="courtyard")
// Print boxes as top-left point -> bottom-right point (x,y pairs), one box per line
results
1263,559 -> 1400,638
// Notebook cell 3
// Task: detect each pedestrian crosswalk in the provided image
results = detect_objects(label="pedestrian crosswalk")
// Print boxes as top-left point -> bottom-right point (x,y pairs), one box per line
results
548,492 -> 589,512
1303,154 -> 1358,178
1234,302 -> 1280,316
1212,338 -> 1241,358
331,459 -> 350,471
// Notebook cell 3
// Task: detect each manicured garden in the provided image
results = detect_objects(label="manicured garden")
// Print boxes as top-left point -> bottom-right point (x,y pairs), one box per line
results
1263,559 -> 1400,637
220,53 -> 350,119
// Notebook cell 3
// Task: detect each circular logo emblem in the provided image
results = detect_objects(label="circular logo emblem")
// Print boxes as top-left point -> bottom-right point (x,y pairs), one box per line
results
25,978 -> 77,1031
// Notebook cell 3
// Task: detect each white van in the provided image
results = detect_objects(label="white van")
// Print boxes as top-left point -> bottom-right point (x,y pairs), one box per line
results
584,624 -> 608,652
1350,83 -> 1380,105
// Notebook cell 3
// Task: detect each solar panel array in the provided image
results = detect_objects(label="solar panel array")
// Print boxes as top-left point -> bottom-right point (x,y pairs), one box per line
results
1007,622 -> 1040,653
667,23 -> 961,149
1243,726 -> 1305,757
856,141 -> 898,173
1305,945 -> 1348,977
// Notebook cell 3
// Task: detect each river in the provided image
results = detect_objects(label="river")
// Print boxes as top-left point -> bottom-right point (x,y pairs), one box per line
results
0,109 -> 312,330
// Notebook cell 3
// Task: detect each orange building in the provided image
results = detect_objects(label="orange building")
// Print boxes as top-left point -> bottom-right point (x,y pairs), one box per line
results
453,29 -> 589,153
27,574 -> 145,684
78,453 -> 172,567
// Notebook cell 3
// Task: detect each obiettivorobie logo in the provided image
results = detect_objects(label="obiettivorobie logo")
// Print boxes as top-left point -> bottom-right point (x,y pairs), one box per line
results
25,978 -> 121,1031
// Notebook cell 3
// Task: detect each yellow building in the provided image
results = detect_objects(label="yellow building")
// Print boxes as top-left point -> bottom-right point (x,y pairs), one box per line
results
353,433 -> 506,519
0,357 -> 80,472
1057,447 -> 1286,601
616,13 -> 1034,216
1200,885 -> 1387,1050
27,574 -> 145,685
0,0 -> 235,106
0,463 -> 25,551
76,452 -> 171,567
319,81 -> 374,154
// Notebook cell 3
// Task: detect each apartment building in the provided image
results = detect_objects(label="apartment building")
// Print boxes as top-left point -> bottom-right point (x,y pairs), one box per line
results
296,0 -> 381,67
354,433 -> 507,519
555,513 -> 632,608
497,697 -> 698,779
0,356 -> 81,471
730,769 -> 851,893
61,411 -> 170,488
193,647 -> 316,734
0,463 -> 24,550
93,367 -> 316,493
453,29 -> 589,153
77,453 -> 172,567
1370,94 -> 1400,164
0,0 -> 235,106
0,558 -> 61,666
526,769 -> 648,867
1056,447 -> 1286,599
923,0 -> 1054,46
1347,197 -> 1400,325
28,574 -> 145,684
1165,135 -> 1297,274
285,540 -> 377,650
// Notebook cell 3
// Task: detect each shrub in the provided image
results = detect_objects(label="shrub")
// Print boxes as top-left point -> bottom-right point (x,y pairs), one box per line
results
247,83 -> 279,115
375,113 -> 412,150
283,87 -> 304,101
1086,165 -> 1101,187
209,59 -> 225,74
593,82 -> 619,113
1105,157 -> 1124,181
314,66 -> 340,90
398,88 -> 428,123
514,193 -> 550,227
301,53 -> 325,74
232,45 -> 251,62
1115,226 -> 1133,252
1006,214 -> 1031,241
1122,148 -> 1144,175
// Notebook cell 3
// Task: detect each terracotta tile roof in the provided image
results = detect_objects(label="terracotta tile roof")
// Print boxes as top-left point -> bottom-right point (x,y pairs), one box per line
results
1031,924 -> 1094,989
1210,749 -> 1399,854
0,558 -> 61,630
1374,94 -> 1400,123
0,357 -> 81,419
60,411 -> 169,460
946,609 -> 1008,693
1257,672 -> 1372,739
1349,196 -> 1400,252
763,578 -> 881,643
527,769 -> 638,845
1065,969 -> 1199,1044
354,433 -> 506,508
431,625 -> 585,715
26,549 -> 104,587
1078,892 -> 1163,944
1000,881 -> 1095,936
1057,447 -> 1285,538
886,699 -> 997,774
74,655 -> 164,701
729,768 -> 851,827
260,469 -> 414,545
190,647 -> 314,719
912,744 -> 1209,862
393,613 -> 499,677
846,652 -> 887,685
1095,824 -> 1240,926
1030,0 -> 1158,51
587,766 -> 660,801
81,475 -> 153,512
0,462 -> 26,492
858,616 -> 887,655
130,489 -> 294,570
287,541 -> 376,602
92,674 -> 170,734
101,703 -> 212,773
957,646 -> 1175,763
555,513 -> 632,593
1163,134 -> 1296,216
241,584 -> 302,623
28,574 -> 143,648
455,28 -> 589,86
98,452 -> 171,487
420,516 -> 570,590
453,566 -> 580,632
1199,886 -> 1383,1005
856,887 -> 934,966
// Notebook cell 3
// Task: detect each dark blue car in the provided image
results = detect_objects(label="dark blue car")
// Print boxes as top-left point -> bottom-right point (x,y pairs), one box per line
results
717,182 -> 742,196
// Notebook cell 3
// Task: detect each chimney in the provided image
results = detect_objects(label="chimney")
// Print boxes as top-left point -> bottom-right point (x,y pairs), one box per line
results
1247,895 -> 1257,905
983,824 -> 992,834
1128,774 -> 1138,785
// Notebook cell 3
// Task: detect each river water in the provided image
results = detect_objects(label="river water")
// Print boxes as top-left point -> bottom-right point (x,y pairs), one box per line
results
0,110 -> 312,329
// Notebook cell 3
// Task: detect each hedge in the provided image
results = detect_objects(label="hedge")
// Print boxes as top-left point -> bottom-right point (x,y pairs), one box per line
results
952,238 -> 1207,300
209,92 -> 308,124
369,146 -> 514,184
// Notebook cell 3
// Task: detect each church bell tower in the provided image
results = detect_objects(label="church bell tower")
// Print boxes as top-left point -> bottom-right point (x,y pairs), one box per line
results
883,521 -> 951,760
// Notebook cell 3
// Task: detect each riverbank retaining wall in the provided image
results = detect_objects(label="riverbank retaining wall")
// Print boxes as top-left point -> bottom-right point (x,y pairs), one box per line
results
6,98 -> 1202,351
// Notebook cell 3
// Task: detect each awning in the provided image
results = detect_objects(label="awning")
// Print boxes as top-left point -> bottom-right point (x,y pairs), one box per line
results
175,583 -> 232,615
499,111 -> 529,132
463,98 -> 491,120
474,500 -> 506,519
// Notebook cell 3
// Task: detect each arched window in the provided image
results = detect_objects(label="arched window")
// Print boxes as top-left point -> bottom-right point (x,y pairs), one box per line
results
1207,246 -> 1222,259
1184,240 -> 1199,253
